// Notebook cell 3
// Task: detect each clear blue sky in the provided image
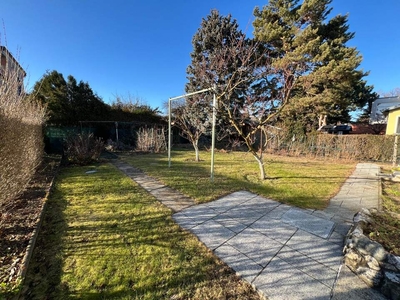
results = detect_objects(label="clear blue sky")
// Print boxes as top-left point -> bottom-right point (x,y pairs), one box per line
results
2,0 -> 399,111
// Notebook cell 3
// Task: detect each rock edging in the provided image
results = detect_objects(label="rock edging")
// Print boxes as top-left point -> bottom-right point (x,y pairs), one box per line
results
343,208 -> 400,300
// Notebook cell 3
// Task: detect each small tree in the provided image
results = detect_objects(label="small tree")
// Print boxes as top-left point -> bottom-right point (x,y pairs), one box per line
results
189,31 -> 272,179
181,10 -> 248,162
171,98 -> 212,161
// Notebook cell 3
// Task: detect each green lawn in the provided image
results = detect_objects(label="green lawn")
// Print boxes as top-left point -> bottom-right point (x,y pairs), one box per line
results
21,163 -> 260,299
121,150 -> 355,210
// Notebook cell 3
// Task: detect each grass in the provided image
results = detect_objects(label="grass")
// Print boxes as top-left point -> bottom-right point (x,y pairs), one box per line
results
362,163 -> 400,256
120,150 -> 355,210
21,163 -> 261,299
381,180 -> 400,214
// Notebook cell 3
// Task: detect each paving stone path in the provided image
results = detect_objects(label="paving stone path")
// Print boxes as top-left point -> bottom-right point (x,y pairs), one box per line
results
112,160 -> 195,212
111,159 -> 384,300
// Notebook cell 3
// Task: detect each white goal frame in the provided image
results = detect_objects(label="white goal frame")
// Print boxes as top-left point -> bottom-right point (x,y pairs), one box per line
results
168,87 -> 217,181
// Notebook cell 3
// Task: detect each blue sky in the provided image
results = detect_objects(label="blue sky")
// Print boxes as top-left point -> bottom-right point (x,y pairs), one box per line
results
2,0 -> 399,111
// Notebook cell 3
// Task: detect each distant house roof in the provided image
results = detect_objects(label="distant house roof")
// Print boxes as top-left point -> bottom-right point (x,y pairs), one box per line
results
370,96 -> 400,124
0,46 -> 26,77
382,105 -> 400,115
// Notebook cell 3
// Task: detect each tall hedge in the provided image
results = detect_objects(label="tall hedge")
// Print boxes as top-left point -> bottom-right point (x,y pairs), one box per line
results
0,66 -> 46,212
267,129 -> 395,162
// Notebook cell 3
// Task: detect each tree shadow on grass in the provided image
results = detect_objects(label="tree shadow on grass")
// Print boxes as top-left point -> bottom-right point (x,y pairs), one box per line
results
19,163 -> 261,299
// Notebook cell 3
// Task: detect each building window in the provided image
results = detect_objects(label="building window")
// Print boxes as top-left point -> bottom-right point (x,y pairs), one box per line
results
396,116 -> 400,134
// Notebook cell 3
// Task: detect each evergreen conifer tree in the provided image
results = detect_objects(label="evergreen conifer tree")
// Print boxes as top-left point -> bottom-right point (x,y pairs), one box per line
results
253,0 -> 375,130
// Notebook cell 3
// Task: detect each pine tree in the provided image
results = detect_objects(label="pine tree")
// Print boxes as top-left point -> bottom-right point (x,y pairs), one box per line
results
253,0 -> 375,130
32,70 -> 110,125
33,70 -> 71,125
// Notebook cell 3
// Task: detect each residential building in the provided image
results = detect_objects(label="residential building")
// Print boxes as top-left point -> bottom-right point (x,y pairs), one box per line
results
0,46 -> 26,94
383,106 -> 400,135
370,96 -> 400,124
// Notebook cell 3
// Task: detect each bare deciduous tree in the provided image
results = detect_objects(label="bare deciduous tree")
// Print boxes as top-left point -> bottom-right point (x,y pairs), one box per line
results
194,34 -> 279,179
170,98 -> 212,161
379,88 -> 400,97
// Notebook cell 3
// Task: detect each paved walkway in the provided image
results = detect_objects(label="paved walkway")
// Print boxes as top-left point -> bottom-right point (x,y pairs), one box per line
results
111,159 -> 384,300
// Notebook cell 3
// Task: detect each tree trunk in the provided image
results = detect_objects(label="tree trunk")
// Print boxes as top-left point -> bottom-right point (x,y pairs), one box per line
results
318,114 -> 327,128
193,141 -> 200,162
252,153 -> 266,180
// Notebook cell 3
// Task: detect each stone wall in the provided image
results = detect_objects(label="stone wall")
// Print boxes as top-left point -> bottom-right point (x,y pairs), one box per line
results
344,208 -> 400,299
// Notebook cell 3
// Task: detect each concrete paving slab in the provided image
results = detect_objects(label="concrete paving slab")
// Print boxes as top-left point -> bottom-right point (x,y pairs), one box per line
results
282,208 -> 335,238
311,210 -> 335,220
213,214 -> 247,233
326,198 -> 344,206
253,256 -> 332,300
227,228 -> 283,267
330,213 -> 354,224
173,206 -> 217,229
250,217 -> 297,244
205,194 -> 248,213
180,204 -> 218,218
328,230 -> 346,246
216,191 -> 258,203
239,195 -> 281,214
277,245 -> 337,288
263,203 -> 292,219
340,203 -> 367,212
332,222 -> 352,236
190,219 -> 235,250
214,244 -> 263,283
286,230 -> 343,270
149,187 -> 194,212
135,179 -> 165,191
224,206 -> 265,226
172,212 -> 199,229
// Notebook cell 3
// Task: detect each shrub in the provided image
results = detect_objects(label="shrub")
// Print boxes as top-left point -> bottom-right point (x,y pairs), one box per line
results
136,126 -> 166,153
0,51 -> 46,214
64,133 -> 104,165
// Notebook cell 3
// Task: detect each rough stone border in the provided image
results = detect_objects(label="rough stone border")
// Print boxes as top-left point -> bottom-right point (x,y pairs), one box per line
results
343,208 -> 400,299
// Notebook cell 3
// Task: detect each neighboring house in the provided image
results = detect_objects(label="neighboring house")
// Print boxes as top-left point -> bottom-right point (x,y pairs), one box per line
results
0,46 -> 26,94
370,96 -> 400,124
350,123 -> 386,135
383,106 -> 400,135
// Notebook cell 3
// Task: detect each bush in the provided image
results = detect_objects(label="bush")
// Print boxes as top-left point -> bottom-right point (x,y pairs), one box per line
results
0,53 -> 46,213
64,133 -> 104,165
136,127 -> 166,153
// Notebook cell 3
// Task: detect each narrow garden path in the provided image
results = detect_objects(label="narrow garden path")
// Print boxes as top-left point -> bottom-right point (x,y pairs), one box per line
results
112,159 -> 384,300
111,159 -> 195,212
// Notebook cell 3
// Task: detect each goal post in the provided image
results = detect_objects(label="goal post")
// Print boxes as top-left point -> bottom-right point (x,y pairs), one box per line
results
168,87 -> 217,181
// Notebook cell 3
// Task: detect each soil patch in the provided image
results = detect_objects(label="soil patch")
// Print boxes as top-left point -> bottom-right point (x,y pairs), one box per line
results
0,155 -> 60,294
363,210 -> 400,256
